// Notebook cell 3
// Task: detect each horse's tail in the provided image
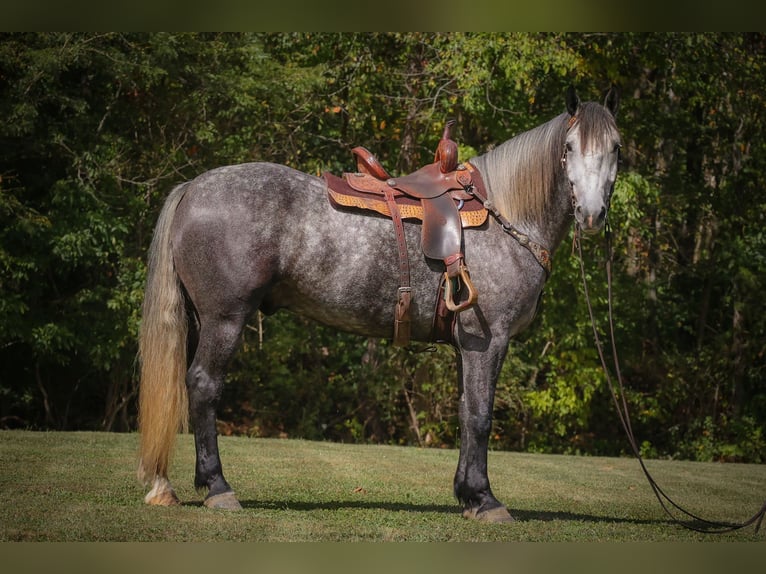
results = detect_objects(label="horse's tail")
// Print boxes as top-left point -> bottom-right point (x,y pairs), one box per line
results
137,183 -> 191,485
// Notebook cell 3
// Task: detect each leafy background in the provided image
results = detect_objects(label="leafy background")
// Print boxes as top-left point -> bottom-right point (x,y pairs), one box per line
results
1,33 -> 764,463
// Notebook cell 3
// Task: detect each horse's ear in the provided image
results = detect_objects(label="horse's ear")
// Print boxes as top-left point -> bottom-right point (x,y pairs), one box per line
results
604,85 -> 619,118
565,85 -> 580,117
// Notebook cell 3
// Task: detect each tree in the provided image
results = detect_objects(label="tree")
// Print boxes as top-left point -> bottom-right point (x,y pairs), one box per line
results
1,33 -> 763,462
0,32 -> 326,430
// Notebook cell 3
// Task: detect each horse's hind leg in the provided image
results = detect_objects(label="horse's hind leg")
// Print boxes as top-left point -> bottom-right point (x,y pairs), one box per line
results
144,475 -> 180,506
186,312 -> 248,510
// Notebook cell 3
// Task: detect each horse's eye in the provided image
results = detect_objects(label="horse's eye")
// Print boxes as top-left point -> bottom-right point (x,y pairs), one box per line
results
613,143 -> 622,153
565,142 -> 573,152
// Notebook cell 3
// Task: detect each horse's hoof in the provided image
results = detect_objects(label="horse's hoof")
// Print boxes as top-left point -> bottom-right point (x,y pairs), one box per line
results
203,491 -> 243,510
144,477 -> 181,506
145,489 -> 181,506
462,505 -> 515,523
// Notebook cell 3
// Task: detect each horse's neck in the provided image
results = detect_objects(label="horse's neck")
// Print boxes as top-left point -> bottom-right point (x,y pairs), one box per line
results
538,176 -> 574,253
474,153 -> 572,254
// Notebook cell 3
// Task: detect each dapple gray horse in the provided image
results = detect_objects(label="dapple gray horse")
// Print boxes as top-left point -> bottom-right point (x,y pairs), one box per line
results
137,87 -> 620,522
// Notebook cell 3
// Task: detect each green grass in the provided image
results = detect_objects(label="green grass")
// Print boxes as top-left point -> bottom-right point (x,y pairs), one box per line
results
0,430 -> 764,541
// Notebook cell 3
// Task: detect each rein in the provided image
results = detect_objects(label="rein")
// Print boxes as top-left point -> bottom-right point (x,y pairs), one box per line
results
576,223 -> 766,534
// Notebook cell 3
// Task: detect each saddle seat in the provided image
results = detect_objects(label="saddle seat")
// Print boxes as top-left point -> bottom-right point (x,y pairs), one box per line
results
325,167 -> 487,229
323,121 -> 488,346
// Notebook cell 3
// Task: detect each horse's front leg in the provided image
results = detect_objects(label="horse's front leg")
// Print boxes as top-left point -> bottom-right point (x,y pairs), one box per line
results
453,341 -> 514,523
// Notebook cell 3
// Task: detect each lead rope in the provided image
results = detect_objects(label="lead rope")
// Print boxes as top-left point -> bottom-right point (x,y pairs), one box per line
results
576,224 -> 766,535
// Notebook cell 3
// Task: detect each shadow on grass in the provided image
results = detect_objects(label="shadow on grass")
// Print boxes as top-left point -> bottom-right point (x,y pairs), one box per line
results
511,508 -> 664,526
186,498 -> 665,526
240,499 -> 456,515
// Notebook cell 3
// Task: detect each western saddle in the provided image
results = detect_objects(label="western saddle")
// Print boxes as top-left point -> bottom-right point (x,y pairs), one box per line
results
323,121 -> 489,346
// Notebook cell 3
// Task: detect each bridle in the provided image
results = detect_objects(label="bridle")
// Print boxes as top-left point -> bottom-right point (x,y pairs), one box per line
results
575,222 -> 766,535
561,114 -> 620,217
560,115 -> 577,169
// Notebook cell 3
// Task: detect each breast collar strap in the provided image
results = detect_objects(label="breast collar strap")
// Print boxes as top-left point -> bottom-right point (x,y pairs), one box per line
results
463,162 -> 552,278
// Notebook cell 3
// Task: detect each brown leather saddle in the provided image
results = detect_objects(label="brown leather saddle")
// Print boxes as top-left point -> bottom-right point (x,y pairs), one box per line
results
323,121 -> 489,346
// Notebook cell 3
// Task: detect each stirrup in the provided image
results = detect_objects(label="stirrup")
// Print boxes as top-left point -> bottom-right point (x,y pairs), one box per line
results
443,264 -> 478,312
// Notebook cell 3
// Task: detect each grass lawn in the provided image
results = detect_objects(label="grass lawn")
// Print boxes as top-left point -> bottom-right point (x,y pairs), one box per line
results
0,430 -> 764,542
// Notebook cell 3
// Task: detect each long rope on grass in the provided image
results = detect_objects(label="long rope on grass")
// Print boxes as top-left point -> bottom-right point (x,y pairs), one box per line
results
576,223 -> 766,535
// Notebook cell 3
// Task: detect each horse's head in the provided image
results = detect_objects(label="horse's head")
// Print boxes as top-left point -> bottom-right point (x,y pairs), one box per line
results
562,87 -> 621,234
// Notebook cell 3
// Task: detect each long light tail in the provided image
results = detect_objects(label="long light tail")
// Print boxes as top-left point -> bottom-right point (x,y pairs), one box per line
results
137,184 -> 191,485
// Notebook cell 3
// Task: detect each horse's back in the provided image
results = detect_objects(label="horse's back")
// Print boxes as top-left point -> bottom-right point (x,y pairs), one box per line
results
168,162 -> 440,339
176,161 -> 323,214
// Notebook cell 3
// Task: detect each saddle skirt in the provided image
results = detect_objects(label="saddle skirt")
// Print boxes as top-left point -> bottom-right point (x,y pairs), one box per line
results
324,168 -> 488,229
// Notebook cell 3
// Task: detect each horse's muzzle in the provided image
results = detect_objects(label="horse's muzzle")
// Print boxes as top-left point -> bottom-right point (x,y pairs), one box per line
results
574,204 -> 607,234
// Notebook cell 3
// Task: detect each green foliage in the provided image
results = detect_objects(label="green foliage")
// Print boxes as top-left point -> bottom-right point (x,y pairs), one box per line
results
221,311 -> 459,448
0,32 -> 316,430
1,33 -> 764,463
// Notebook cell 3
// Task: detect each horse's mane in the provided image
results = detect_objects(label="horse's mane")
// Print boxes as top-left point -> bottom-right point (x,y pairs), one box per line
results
471,102 -> 618,225
575,101 -> 621,154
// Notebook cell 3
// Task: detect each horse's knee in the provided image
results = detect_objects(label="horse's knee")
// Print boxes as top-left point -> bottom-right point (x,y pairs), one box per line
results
458,406 -> 494,442
469,414 -> 493,436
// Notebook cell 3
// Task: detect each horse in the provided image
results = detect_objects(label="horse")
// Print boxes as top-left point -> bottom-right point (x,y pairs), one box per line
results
137,87 -> 621,523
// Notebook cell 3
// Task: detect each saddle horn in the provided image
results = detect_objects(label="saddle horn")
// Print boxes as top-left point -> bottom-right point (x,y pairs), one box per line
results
435,119 -> 459,174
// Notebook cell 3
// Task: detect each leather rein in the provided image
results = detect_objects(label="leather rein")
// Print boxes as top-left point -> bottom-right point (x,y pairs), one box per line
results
473,115 -> 763,533
576,223 -> 766,535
